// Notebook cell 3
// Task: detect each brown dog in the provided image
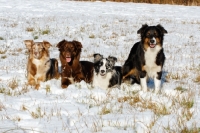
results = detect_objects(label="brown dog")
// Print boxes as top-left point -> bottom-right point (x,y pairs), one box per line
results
57,39 -> 93,88
24,40 -> 60,89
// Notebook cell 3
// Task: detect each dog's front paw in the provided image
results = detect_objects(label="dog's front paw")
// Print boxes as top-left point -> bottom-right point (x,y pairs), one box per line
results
74,76 -> 84,82
61,84 -> 68,89
35,84 -> 40,90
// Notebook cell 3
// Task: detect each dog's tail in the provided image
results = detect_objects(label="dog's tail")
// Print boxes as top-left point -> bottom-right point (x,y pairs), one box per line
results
46,58 -> 59,81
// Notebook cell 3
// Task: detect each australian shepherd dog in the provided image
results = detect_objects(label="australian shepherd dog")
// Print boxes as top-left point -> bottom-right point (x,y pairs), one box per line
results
122,24 -> 167,94
93,53 -> 122,90
24,40 -> 60,90
57,40 -> 93,88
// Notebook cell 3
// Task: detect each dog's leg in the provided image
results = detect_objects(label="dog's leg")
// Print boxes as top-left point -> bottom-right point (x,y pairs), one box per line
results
27,74 -> 36,86
35,76 -> 46,90
61,77 -> 71,89
54,59 -> 60,79
154,71 -> 162,94
140,71 -> 147,92
74,72 -> 84,82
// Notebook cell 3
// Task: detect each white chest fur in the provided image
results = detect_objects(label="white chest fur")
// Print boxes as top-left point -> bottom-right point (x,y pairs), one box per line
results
93,72 -> 112,90
32,57 -> 50,78
144,45 -> 162,78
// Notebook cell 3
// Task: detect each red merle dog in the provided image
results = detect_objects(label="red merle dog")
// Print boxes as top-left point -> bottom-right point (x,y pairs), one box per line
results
57,40 -> 93,88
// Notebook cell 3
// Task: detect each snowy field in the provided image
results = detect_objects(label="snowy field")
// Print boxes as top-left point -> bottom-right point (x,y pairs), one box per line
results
0,0 -> 200,132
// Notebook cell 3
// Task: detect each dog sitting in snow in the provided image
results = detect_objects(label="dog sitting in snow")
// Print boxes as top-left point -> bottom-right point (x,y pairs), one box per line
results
57,39 -> 93,88
92,53 -> 122,89
24,40 -> 60,89
122,24 -> 167,94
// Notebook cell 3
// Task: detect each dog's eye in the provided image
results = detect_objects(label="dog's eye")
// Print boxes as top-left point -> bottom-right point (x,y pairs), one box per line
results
107,64 -> 112,68
146,33 -> 150,37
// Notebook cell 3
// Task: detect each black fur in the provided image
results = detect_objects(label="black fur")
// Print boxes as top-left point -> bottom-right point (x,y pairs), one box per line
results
80,61 -> 94,83
46,58 -> 59,81
108,66 -> 122,87
93,53 -> 122,89
122,24 -> 167,92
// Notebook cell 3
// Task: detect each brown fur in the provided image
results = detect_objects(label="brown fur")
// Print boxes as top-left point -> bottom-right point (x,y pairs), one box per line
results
24,40 -> 59,89
57,39 -> 93,88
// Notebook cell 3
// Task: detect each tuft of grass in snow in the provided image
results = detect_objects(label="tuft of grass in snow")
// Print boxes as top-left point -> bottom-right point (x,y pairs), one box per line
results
0,36 -> 4,40
140,100 -> 170,116
1,55 -> 7,59
99,106 -> 111,115
175,86 -> 187,93
41,29 -> 50,35
181,127 -> 200,133
31,107 -> 42,119
8,77 -> 19,90
166,72 -> 188,80
25,27 -> 34,32
118,93 -> 169,116
33,36 -> 39,40
0,101 -> 5,111
45,84 -> 51,94
0,48 -> 8,54
89,34 -> 95,38
0,87 -> 11,95
180,97 -> 194,109
194,75 -> 200,83
21,104 -> 27,111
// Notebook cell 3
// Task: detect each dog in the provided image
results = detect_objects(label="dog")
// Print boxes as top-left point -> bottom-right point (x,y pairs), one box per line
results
122,24 -> 167,94
57,39 -> 93,88
24,40 -> 60,89
93,53 -> 122,90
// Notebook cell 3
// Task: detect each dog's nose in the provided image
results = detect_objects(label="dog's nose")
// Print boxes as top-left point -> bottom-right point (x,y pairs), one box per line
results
150,39 -> 155,44
101,70 -> 105,73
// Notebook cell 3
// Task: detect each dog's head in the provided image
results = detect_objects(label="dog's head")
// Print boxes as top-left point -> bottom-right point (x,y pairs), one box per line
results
24,40 -> 51,59
57,40 -> 82,64
137,24 -> 167,50
93,53 -> 117,76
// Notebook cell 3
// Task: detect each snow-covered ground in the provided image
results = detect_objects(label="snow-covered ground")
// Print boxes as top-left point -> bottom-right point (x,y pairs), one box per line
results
0,0 -> 200,132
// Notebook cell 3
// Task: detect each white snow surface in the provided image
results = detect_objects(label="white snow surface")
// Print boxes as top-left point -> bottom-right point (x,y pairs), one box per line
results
0,0 -> 200,132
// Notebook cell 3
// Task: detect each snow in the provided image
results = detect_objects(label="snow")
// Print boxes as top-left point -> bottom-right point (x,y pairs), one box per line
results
0,0 -> 200,132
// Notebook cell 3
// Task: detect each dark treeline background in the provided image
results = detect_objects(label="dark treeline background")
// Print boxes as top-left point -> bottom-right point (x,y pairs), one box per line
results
74,0 -> 200,6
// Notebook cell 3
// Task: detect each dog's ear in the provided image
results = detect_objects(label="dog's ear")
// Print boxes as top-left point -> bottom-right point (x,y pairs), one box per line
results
56,39 -> 66,49
156,24 -> 168,34
24,40 -> 33,50
72,40 -> 82,53
43,41 -> 52,49
93,53 -> 103,63
137,24 -> 148,35
107,56 -> 117,64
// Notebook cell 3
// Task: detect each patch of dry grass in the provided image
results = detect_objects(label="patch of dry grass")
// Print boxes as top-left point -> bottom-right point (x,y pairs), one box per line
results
166,72 -> 188,80
25,27 -> 34,32
181,127 -> 200,133
8,77 -> 19,90
0,101 -> 5,111
194,75 -> 200,83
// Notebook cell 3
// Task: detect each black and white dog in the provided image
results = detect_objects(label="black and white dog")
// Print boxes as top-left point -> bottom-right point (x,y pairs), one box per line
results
122,24 -> 167,94
93,54 -> 122,90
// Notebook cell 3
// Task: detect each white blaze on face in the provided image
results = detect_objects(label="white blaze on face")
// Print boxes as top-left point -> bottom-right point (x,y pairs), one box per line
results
149,37 -> 157,48
93,58 -> 112,90
33,44 -> 43,59
99,59 -> 107,76
152,37 -> 156,44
